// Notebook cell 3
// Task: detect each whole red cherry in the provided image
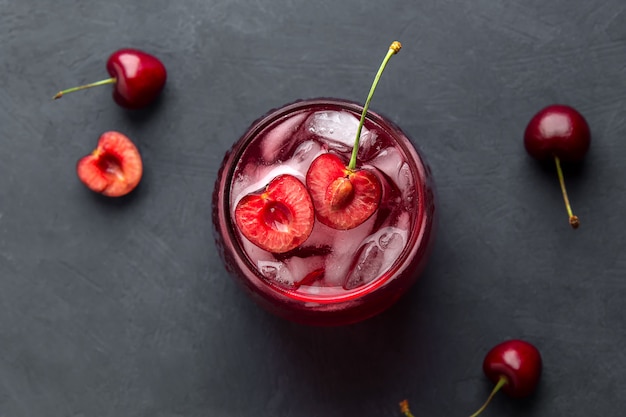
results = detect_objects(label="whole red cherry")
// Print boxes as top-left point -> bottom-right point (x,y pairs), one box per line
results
524,104 -> 590,162
469,339 -> 542,417
54,48 -> 167,109
524,104 -> 591,229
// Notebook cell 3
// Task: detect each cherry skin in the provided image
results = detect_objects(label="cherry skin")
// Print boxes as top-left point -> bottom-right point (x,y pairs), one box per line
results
524,104 -> 591,229
106,49 -> 167,109
483,339 -> 542,398
54,48 -> 167,109
524,104 -> 590,163
469,339 -> 542,417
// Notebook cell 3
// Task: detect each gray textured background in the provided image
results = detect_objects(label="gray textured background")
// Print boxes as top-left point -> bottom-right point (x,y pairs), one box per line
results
2,0 -> 625,416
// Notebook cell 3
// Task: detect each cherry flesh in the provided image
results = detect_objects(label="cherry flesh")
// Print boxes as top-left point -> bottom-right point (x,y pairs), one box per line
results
524,104 -> 591,229
234,174 -> 315,254
76,131 -> 143,197
54,49 -> 167,109
306,153 -> 381,230
469,339 -> 542,417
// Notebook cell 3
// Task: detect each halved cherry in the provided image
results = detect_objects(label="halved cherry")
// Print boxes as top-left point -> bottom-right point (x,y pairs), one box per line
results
306,153 -> 381,230
76,131 -> 143,197
304,41 -> 401,230
234,174 -> 315,253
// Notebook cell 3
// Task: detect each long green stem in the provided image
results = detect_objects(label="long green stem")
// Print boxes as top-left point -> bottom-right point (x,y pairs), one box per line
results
348,41 -> 401,170
53,77 -> 117,100
554,156 -> 579,229
469,376 -> 508,417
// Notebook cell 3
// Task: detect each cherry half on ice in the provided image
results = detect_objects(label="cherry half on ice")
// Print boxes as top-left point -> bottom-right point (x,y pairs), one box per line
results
54,49 -> 167,109
524,104 -> 591,229
234,175 -> 315,254
76,131 -> 143,197
306,153 -> 381,229
306,41 -> 402,230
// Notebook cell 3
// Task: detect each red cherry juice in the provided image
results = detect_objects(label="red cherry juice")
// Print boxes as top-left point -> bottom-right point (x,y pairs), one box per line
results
213,98 -> 436,326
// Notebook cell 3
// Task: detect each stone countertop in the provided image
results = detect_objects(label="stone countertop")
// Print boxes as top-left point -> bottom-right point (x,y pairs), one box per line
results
1,1 -> 625,416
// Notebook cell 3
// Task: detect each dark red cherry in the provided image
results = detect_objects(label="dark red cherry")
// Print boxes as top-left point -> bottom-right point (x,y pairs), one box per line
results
469,339 -> 542,417
524,104 -> 590,162
524,104 -> 591,229
105,49 -> 167,109
54,48 -> 167,109
483,339 -> 542,398
400,340 -> 542,417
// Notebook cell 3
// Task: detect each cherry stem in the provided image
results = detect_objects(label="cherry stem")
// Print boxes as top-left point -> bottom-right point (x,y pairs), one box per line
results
398,400 -> 415,417
468,375 -> 508,417
348,41 -> 401,170
554,156 -> 579,229
53,77 -> 117,100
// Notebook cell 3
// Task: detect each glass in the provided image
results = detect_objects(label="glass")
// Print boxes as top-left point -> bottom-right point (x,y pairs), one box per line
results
212,98 -> 436,326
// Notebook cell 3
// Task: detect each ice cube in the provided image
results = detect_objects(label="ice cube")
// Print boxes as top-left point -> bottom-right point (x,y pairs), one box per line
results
369,148 -> 417,211
306,111 -> 375,155
344,241 -> 383,290
319,214 -> 376,287
378,229 -> 404,251
258,260 -> 295,289
398,162 -> 417,211
369,147 -> 403,179
343,227 -> 407,290
285,140 -> 323,174
259,112 -> 308,163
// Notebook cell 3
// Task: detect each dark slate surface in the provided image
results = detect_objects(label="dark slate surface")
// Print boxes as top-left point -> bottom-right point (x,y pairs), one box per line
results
1,1 -> 625,416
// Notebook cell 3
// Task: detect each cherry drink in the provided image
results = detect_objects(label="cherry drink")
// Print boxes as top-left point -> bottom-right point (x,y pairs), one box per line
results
212,98 -> 436,325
